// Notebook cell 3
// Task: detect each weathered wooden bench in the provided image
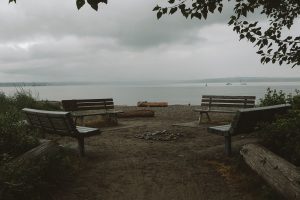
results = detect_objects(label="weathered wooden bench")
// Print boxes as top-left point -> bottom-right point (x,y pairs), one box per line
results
22,108 -> 102,156
194,95 -> 256,123
61,98 -> 123,125
207,104 -> 291,156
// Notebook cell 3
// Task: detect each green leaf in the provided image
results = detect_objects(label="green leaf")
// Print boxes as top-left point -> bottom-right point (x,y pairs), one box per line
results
153,5 -> 160,11
87,0 -> 98,11
218,6 -> 222,13
162,8 -> 168,14
157,11 -> 163,19
169,7 -> 177,15
76,0 -> 85,10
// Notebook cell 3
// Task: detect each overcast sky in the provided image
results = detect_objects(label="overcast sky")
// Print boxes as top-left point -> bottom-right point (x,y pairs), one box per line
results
0,0 -> 299,82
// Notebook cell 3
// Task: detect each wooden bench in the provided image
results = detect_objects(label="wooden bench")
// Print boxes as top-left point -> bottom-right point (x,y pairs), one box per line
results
61,98 -> 123,125
207,104 -> 291,156
22,108 -> 102,156
194,95 -> 256,123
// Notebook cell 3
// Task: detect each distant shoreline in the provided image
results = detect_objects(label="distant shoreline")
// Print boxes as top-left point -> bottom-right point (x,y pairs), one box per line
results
1,77 -> 300,87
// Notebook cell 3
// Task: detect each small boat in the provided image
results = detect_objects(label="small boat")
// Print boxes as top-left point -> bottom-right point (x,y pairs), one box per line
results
226,83 -> 232,85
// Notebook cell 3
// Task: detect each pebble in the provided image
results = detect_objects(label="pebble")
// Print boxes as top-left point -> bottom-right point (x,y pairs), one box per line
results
135,130 -> 183,141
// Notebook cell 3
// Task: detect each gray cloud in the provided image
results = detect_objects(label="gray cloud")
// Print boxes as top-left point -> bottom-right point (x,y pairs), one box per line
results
0,0 -> 299,82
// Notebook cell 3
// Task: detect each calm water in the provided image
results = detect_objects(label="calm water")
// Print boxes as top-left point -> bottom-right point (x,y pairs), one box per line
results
1,82 -> 300,106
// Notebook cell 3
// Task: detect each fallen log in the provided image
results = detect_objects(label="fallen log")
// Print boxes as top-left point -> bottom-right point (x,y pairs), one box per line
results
10,140 -> 61,171
240,143 -> 300,199
137,101 -> 168,107
117,110 -> 155,118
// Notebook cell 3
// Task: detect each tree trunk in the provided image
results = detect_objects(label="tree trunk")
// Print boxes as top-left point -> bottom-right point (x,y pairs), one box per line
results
117,110 -> 155,118
240,143 -> 300,199
137,101 -> 168,107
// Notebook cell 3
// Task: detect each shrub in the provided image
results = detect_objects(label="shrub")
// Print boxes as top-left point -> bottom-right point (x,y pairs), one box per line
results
0,110 -> 39,161
0,149 -> 75,200
259,110 -> 300,166
259,88 -> 291,106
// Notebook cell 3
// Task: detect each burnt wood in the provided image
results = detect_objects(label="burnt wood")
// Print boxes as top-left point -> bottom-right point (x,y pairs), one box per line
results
207,104 -> 291,156
61,98 -> 123,125
194,95 -> 256,123
23,108 -> 102,156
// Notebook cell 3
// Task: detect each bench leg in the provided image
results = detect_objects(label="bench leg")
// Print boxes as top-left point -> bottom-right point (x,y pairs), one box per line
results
110,113 -> 118,125
205,112 -> 211,122
224,135 -> 232,156
198,113 -> 203,124
199,112 -> 210,124
78,137 -> 85,156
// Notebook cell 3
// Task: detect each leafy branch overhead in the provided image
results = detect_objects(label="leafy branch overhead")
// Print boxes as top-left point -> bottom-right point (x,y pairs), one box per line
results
153,0 -> 300,67
9,0 -> 108,11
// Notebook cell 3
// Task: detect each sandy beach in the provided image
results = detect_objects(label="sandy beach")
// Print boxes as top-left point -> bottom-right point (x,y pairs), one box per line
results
52,105 -> 264,200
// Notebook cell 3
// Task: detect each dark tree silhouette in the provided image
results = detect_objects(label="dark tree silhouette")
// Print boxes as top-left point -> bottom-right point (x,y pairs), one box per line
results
9,0 -> 300,67
153,0 -> 300,67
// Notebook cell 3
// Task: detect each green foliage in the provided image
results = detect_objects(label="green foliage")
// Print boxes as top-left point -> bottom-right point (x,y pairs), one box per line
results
0,90 -> 72,200
0,110 -> 38,161
259,88 -> 291,106
259,88 -> 300,108
259,110 -> 300,166
0,149 -> 75,200
153,0 -> 300,68
292,94 -> 300,110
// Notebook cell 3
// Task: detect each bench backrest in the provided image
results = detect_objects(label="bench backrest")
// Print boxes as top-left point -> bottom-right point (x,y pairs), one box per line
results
61,98 -> 114,112
201,95 -> 256,109
230,104 -> 291,135
22,108 -> 77,137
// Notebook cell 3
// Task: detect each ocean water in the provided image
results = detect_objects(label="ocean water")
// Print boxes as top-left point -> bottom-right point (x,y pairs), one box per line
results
1,82 -> 300,106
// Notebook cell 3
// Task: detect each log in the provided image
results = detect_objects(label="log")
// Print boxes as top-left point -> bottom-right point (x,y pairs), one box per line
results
240,143 -> 300,199
137,101 -> 168,107
11,141 -> 61,171
117,110 -> 155,118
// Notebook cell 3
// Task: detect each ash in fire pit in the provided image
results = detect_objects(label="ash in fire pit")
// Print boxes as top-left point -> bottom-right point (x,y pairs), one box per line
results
135,130 -> 183,141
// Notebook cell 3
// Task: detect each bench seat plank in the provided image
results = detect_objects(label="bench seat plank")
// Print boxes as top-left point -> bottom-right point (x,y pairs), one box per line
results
76,126 -> 101,136
72,110 -> 123,117
62,98 -> 122,125
207,104 -> 291,156
195,95 -> 256,123
194,109 -> 236,113
207,124 -> 231,136
23,108 -> 102,156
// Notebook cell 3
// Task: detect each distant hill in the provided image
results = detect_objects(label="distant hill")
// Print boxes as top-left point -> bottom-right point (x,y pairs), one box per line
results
180,77 -> 300,84
1,77 -> 300,87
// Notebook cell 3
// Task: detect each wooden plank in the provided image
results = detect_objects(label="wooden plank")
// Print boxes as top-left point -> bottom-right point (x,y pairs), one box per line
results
241,144 -> 300,199
75,105 -> 114,111
76,102 -> 114,107
201,103 -> 254,108
201,99 -> 255,104
207,124 -> 231,136
202,95 -> 256,99
71,98 -> 113,102
230,104 -> 291,135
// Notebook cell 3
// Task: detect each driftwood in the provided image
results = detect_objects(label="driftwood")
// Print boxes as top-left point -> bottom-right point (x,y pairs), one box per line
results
11,141 -> 61,170
117,110 -> 155,118
240,143 -> 300,199
137,101 -> 168,107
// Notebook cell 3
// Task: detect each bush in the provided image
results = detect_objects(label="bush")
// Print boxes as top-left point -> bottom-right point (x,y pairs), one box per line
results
259,110 -> 300,166
259,88 -> 292,106
0,90 -> 72,200
0,110 -> 39,162
0,149 -> 75,200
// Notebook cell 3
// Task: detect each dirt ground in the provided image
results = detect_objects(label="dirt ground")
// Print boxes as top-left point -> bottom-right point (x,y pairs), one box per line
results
52,105 -> 271,200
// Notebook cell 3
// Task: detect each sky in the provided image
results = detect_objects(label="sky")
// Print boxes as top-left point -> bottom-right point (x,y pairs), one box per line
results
0,0 -> 299,82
